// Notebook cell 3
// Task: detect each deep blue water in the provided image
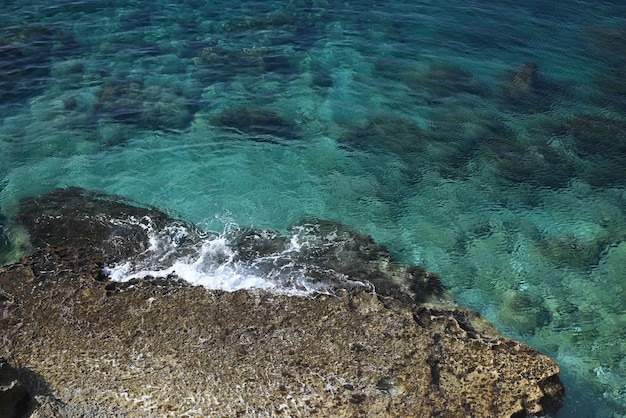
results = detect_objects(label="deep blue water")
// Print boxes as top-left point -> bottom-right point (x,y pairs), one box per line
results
1,1 -> 625,415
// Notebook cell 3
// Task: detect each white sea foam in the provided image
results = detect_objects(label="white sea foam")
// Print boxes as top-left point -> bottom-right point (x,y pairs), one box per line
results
102,218 -> 355,296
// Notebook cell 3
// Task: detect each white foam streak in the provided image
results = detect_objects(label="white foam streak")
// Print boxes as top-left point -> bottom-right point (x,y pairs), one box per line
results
103,221 -> 338,296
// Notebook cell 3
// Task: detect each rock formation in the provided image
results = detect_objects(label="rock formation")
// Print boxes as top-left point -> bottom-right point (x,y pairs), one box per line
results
0,187 -> 564,417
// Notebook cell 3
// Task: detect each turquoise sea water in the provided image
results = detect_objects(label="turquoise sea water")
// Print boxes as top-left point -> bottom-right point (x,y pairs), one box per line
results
1,1 -> 625,415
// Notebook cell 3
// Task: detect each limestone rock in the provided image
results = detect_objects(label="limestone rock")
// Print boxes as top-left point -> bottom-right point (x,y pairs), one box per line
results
0,257 -> 563,417
0,187 -> 565,417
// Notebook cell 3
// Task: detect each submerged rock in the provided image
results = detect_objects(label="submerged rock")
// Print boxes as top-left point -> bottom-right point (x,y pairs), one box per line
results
498,62 -> 559,112
94,79 -> 196,132
0,187 -> 565,416
479,136 -> 575,189
191,46 -> 286,81
568,114 -> 626,158
400,63 -> 489,101
211,107 -> 300,142
567,114 -> 626,187
0,23 -> 78,103
585,23 -> 626,111
340,113 -> 426,157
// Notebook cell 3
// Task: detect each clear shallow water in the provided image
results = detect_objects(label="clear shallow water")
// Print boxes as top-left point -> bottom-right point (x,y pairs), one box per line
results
1,0 -> 625,415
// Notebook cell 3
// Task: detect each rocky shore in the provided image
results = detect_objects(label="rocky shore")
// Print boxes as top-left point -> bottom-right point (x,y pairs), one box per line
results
0,188 -> 564,417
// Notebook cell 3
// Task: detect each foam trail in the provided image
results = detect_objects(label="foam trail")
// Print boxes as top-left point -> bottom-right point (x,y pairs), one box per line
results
103,219 -> 359,296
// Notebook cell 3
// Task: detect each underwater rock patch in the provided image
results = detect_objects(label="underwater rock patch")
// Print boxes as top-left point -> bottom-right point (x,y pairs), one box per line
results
567,114 -> 626,187
192,46 -> 295,83
568,114 -> 626,159
400,63 -> 489,102
210,106 -> 300,142
585,23 -> 626,112
497,62 -> 560,112
0,23 -> 78,103
94,79 -> 196,131
585,23 -> 626,70
340,113 -> 426,156
479,136 -> 575,189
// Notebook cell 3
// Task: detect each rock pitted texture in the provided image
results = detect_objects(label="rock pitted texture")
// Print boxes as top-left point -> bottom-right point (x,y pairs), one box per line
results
0,188 -> 564,417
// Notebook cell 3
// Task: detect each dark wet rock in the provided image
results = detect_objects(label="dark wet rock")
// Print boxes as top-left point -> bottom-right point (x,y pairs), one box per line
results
498,62 -> 559,112
401,63 -> 489,101
567,114 -> 626,187
10,188 -> 429,302
479,136 -> 575,189
0,23 -> 78,102
228,218 -> 443,303
94,79 -> 196,131
230,228 -> 289,260
211,106 -> 299,141
282,218 -> 443,303
13,187 -> 181,265
0,358 -> 31,418
341,113 -> 426,156
0,251 -> 564,417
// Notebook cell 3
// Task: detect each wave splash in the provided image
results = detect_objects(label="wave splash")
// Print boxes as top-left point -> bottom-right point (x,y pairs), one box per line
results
14,187 -> 441,301
103,217 -> 374,296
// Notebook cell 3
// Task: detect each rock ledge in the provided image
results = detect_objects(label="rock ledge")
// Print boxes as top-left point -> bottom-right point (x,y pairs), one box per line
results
0,188 -> 564,417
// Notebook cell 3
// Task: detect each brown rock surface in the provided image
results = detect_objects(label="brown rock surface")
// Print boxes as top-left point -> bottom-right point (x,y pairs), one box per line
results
0,250 -> 563,417
0,188 -> 564,417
